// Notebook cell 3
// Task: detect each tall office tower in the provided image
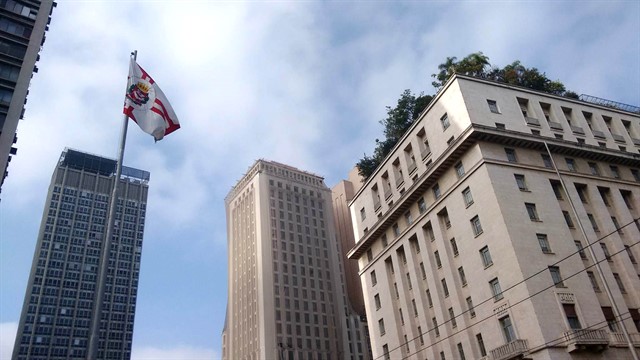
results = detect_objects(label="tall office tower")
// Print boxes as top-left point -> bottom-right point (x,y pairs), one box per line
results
0,0 -> 56,194
331,167 -> 373,360
222,160 -> 366,360
347,74 -> 640,360
13,148 -> 149,360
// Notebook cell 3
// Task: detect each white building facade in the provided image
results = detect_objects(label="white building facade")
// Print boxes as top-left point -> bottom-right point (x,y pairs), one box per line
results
347,75 -> 640,360
223,160 -> 369,360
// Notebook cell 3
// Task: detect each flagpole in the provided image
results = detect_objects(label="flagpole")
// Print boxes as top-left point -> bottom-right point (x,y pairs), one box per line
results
87,50 -> 137,360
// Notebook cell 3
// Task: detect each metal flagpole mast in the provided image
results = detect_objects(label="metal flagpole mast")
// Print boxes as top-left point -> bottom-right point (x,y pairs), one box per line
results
87,50 -> 137,360
543,141 -> 638,360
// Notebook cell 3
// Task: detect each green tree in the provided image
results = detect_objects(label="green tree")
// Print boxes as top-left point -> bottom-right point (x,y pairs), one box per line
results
356,90 -> 432,178
358,53 -> 579,180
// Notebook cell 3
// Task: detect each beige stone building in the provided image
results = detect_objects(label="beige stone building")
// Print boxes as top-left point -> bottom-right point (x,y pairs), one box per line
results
222,160 -> 370,360
347,74 -> 640,360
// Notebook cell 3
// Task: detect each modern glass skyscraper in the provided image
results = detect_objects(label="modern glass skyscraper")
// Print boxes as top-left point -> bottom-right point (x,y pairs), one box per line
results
0,0 -> 56,194
12,148 -> 149,360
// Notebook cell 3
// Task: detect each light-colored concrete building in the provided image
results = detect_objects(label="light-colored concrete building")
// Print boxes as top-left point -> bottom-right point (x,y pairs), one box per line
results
347,74 -> 640,360
222,160 -> 370,360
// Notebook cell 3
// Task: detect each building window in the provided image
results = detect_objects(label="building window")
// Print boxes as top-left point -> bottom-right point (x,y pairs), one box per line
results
505,148 -> 517,163
466,296 -> 476,317
490,278 -> 503,301
610,165 -> 621,179
563,304 -> 582,329
626,245 -> 637,264
458,266 -> 467,286
602,307 -> 618,332
418,326 -> 424,345
440,113 -> 450,130
406,273 -> 412,290
399,308 -> 404,324
442,278 -> 449,297
426,289 -> 433,307
563,211 -> 575,228
598,187 -> 611,206
381,234 -> 388,248
450,238 -> 459,256
424,223 -> 435,241
537,234 -> 552,253
550,180 -> 563,199
374,294 -> 381,310
449,307 -> 457,328
620,190 -> 633,209
418,197 -> 427,214
525,203 -> 540,221
457,343 -> 466,360
575,241 -> 587,259
487,99 -> 500,113
476,333 -> 487,357
480,246 -> 493,267
514,174 -> 527,191
434,250 -> 442,268
382,344 -> 390,360
587,271 -> 600,292
462,187 -> 473,207
470,216 -> 483,236
360,207 -> 366,221
394,283 -> 399,299
499,315 -> 516,342
632,169 -> 640,182
549,266 -> 565,287
412,299 -> 419,317
420,262 -> 427,279
565,158 -> 577,172
600,243 -> 612,261
613,273 -> 626,293
404,211 -> 413,226
432,317 -> 440,337
392,223 -> 400,237
541,153 -> 553,168
371,270 -> 377,286
433,184 -> 441,199
587,213 -> 599,232
367,249 -> 373,262
378,318 -> 385,335
588,162 -> 600,176
575,184 -> 589,203
611,216 -> 622,234
440,351 -> 445,360
455,162 -> 465,178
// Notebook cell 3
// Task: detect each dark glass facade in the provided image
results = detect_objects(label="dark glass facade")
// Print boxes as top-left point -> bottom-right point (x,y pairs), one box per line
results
13,149 -> 149,360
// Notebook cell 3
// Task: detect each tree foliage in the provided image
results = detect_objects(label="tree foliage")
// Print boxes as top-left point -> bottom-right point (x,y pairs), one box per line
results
357,52 -> 578,179
356,90 -> 432,178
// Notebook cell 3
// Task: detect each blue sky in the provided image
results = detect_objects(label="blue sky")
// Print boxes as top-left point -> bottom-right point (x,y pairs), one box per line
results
1,1 -> 638,359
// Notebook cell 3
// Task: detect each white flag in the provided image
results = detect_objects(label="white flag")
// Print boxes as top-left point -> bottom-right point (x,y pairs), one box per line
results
123,59 -> 180,141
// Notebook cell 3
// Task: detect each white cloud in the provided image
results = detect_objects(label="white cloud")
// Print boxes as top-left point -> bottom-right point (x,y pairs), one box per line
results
0,322 -> 17,360
132,345 -> 219,360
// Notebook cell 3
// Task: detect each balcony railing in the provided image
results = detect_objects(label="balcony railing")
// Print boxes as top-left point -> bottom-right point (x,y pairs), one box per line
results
490,339 -> 529,360
592,130 -> 606,139
394,176 -> 404,189
564,329 -> 609,352
571,126 -> 585,135
383,188 -> 392,201
611,133 -> 626,143
632,137 -> 640,146
525,117 -> 540,126
373,199 -> 381,212
609,332 -> 640,346
549,121 -> 563,131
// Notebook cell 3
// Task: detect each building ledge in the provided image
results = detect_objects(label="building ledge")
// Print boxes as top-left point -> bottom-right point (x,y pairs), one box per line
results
489,339 -> 530,360
564,329 -> 609,353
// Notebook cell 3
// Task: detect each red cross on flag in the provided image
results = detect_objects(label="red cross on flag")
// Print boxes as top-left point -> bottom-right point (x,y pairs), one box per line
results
123,59 -> 180,141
